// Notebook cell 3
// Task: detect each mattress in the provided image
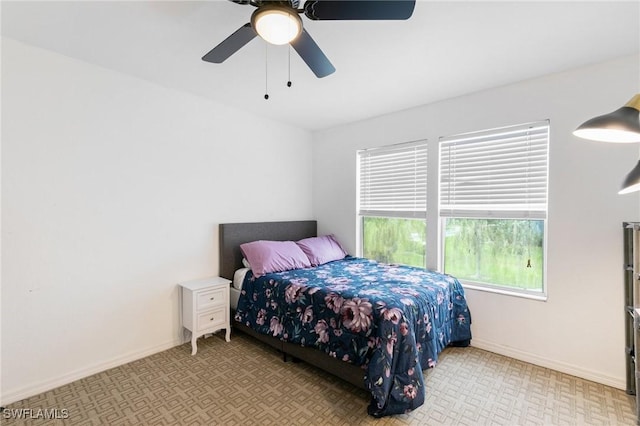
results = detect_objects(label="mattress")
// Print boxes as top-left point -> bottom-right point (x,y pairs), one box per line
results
230,267 -> 249,310
230,287 -> 241,310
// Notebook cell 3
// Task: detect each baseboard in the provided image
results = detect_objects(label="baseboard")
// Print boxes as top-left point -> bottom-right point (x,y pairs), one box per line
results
471,338 -> 626,390
0,338 -> 184,406
2,337 -> 626,406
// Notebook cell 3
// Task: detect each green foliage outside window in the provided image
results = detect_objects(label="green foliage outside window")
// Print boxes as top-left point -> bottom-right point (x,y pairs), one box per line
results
443,218 -> 544,291
361,216 -> 544,291
362,217 -> 426,268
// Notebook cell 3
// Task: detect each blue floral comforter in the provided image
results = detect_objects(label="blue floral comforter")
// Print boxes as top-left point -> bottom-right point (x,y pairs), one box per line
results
235,257 -> 472,417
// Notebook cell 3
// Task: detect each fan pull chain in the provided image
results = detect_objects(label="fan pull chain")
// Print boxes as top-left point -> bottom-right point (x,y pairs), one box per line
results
264,43 -> 269,100
287,46 -> 292,88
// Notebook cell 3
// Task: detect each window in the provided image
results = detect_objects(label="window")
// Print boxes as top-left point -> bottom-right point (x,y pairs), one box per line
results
357,140 -> 427,268
439,121 -> 549,296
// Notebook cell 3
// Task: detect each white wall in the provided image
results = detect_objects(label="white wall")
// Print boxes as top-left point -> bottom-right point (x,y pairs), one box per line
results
312,55 -> 640,389
1,38 -> 313,404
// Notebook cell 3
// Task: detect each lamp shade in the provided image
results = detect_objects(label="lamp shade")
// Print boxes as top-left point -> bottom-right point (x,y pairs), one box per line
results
251,5 -> 302,45
573,94 -> 640,143
619,159 -> 640,194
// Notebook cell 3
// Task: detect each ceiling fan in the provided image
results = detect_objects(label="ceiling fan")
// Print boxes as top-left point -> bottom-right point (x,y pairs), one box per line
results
202,0 -> 416,78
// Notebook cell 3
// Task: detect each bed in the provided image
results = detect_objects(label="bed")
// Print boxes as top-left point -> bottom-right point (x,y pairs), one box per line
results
219,220 -> 472,417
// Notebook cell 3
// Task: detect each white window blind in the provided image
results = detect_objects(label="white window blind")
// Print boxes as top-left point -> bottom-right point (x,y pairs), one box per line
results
439,121 -> 549,219
358,140 -> 428,218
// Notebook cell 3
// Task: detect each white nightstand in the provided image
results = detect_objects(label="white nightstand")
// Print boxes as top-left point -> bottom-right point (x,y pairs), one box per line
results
179,276 -> 231,355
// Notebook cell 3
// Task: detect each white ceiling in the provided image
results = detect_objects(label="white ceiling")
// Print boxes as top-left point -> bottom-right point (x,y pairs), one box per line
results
2,1 -> 639,131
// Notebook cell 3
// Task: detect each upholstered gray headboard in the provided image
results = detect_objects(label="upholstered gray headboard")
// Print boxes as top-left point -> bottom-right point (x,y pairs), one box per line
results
218,220 -> 317,280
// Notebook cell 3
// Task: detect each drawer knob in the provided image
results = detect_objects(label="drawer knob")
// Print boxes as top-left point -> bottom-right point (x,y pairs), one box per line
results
210,297 -> 215,300
210,317 -> 214,321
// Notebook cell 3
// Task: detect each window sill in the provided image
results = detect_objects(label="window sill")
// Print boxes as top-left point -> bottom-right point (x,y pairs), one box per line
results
460,280 -> 547,301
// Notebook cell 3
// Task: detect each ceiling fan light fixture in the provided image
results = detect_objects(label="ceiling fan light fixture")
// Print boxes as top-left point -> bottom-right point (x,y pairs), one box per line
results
573,94 -> 640,143
251,5 -> 302,45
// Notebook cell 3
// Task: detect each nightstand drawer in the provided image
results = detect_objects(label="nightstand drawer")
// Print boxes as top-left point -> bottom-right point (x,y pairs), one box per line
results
197,288 -> 226,311
197,307 -> 226,332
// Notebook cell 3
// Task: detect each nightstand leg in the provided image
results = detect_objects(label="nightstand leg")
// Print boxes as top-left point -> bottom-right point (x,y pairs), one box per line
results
225,328 -> 231,342
191,335 -> 198,355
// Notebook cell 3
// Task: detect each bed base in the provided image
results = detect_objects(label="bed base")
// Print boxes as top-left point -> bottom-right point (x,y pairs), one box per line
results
232,319 -> 367,390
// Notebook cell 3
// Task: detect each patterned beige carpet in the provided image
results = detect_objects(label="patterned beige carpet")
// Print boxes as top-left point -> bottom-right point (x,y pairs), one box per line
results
2,331 -> 636,425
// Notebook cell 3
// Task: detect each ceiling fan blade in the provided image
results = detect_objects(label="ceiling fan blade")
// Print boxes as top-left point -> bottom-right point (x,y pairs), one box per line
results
304,0 -> 415,20
290,29 -> 335,78
202,23 -> 257,63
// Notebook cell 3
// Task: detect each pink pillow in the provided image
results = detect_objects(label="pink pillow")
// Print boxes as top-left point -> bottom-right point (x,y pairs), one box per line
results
296,235 -> 347,266
240,240 -> 311,278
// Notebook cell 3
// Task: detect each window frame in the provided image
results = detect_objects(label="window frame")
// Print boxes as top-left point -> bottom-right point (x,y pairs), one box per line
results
357,140 -> 428,267
437,121 -> 550,299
